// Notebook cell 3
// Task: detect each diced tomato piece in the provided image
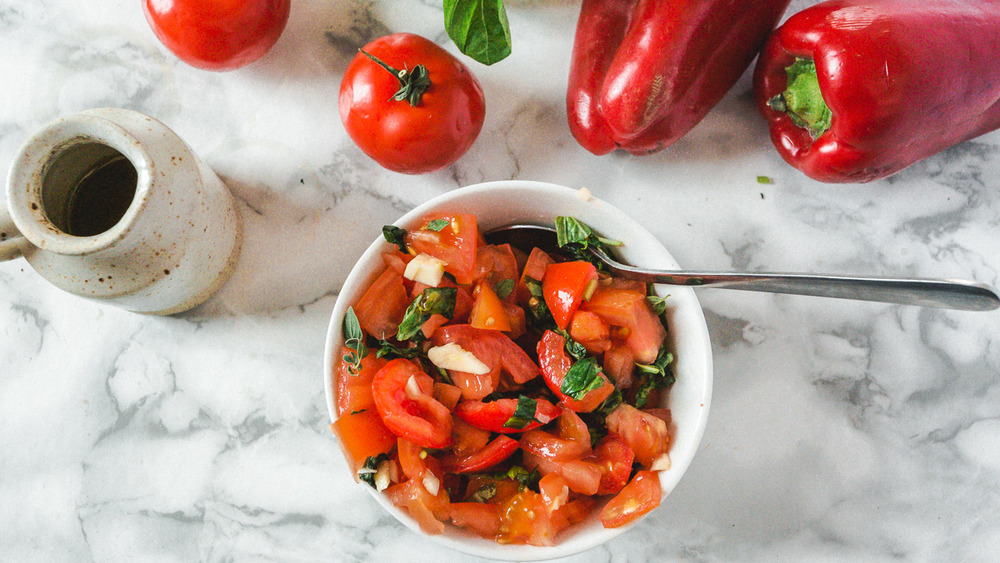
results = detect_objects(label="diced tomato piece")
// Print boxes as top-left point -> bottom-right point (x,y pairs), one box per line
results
420,313 -> 450,339
594,432 -> 634,495
450,418 -> 491,457
331,409 -> 396,471
605,404 -> 671,469
384,477 -> 450,535
469,281 -> 512,332
517,247 -> 555,306
472,243 -> 519,301
582,286 -> 666,363
497,489 -> 558,546
454,397 -> 561,434
556,405 -> 592,451
538,473 -> 570,513
550,497 -> 597,532
440,435 -> 519,474
536,330 -> 614,412
599,470 -> 661,528
397,437 -> 428,480
603,341 -> 635,388
381,249 -> 413,275
501,301 -> 526,340
336,354 -> 388,416
449,502 -> 501,539
522,450 -> 602,496
543,261 -> 599,330
432,382 -> 462,411
568,309 -> 611,354
519,429 -> 589,462
407,213 -> 478,284
433,325 -> 540,399
371,359 -> 453,449
353,268 -> 410,339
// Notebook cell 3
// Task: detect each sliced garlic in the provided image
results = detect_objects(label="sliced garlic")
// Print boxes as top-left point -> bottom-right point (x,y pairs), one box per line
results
427,342 -> 490,375
650,452 -> 672,471
403,253 -> 447,287
374,461 -> 393,491
404,374 -> 422,399
422,471 -> 441,496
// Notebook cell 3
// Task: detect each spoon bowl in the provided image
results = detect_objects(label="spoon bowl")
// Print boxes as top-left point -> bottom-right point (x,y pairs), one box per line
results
486,224 -> 1000,312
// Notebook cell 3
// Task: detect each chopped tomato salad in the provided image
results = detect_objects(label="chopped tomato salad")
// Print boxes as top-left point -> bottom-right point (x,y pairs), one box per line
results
331,214 -> 677,545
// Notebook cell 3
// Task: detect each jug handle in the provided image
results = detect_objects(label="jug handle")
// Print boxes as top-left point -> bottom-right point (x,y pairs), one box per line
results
1,205 -> 28,260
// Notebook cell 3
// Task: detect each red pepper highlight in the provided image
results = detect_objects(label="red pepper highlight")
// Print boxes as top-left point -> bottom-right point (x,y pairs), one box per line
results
753,0 -> 1000,183
567,0 -> 790,155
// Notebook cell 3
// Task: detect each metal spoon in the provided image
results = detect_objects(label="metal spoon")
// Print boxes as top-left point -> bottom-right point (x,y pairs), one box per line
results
485,224 -> 1000,312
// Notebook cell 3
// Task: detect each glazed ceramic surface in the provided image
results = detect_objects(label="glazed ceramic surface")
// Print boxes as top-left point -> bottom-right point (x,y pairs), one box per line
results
2,1 -> 999,562
3,108 -> 241,314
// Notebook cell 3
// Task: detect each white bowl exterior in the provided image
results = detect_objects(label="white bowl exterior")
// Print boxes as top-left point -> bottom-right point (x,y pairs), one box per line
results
323,180 -> 713,561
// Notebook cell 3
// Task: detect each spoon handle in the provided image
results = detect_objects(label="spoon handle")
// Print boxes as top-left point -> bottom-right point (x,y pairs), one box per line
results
596,253 -> 1000,311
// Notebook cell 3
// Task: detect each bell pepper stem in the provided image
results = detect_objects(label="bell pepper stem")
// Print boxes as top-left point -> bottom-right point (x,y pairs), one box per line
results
767,58 -> 832,139
358,49 -> 431,107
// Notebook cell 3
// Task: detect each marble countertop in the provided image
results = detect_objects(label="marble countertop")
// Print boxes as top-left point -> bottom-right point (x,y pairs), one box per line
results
3,1 -> 999,561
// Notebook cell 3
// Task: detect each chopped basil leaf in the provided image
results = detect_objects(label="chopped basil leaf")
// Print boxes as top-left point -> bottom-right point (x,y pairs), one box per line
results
502,395 -> 538,429
494,278 -> 515,300
553,216 -> 622,270
469,482 -> 497,503
647,294 -> 669,316
560,356 -> 605,400
634,346 -> 675,408
396,287 -> 457,341
556,328 -> 587,361
342,307 -> 368,375
492,465 -> 540,492
382,225 -> 409,253
358,453 -> 390,489
522,276 -> 554,328
375,338 -> 424,360
350,408 -> 367,415
424,218 -> 450,232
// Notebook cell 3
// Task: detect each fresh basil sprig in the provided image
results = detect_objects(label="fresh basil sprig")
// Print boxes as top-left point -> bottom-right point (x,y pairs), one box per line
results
443,0 -> 512,66
554,216 -> 622,270
342,307 -> 368,375
396,287 -> 457,341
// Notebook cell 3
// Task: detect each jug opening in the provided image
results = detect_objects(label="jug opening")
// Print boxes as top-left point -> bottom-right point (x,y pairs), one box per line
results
41,141 -> 137,237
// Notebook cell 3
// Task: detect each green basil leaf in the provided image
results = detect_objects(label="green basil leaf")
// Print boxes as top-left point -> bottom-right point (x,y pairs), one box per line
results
560,356 -> 604,400
396,287 -> 457,341
502,395 -> 538,429
553,216 -> 622,271
494,278 -> 515,300
342,307 -> 368,375
633,346 -> 675,408
468,482 -> 497,502
555,216 -> 593,248
647,294 -> 669,316
382,225 -> 409,253
424,218 -> 450,232
443,0 -> 512,66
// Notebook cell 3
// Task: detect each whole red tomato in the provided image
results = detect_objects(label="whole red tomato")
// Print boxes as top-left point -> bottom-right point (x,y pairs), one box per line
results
143,0 -> 290,71
339,33 -> 486,174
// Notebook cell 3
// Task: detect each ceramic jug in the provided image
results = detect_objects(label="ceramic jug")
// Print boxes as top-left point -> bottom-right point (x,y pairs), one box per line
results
0,108 -> 242,314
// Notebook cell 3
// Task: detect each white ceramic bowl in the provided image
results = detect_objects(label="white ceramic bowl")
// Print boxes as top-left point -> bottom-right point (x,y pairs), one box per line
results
323,180 -> 713,560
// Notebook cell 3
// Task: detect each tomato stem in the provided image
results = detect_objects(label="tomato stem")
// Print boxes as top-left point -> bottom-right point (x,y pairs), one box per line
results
358,49 -> 431,106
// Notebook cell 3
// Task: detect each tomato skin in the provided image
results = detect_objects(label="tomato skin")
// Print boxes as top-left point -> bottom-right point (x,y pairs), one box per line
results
582,285 -> 666,363
543,261 -> 599,329
440,435 -> 519,473
143,0 -> 289,71
605,404 -> 671,469
354,268 -> 410,340
371,359 -> 453,449
454,397 -> 561,434
449,502 -> 502,538
594,432 -> 635,495
599,470 -> 661,528
331,410 -> 396,471
469,282 -> 513,332
336,354 -> 388,416
433,325 -> 540,399
339,33 -> 486,174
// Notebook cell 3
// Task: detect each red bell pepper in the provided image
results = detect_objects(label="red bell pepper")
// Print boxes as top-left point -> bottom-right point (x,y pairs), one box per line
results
754,0 -> 1000,183
567,0 -> 791,155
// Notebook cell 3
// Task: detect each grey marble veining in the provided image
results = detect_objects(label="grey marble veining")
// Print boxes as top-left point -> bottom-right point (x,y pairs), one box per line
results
2,1 -> 999,561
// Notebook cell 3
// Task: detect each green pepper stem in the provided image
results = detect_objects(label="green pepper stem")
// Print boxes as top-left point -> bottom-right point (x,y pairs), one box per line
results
769,58 -> 832,139
358,49 -> 431,107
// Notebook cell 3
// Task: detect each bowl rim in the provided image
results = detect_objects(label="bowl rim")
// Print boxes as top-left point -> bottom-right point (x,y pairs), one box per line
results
323,180 -> 714,560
